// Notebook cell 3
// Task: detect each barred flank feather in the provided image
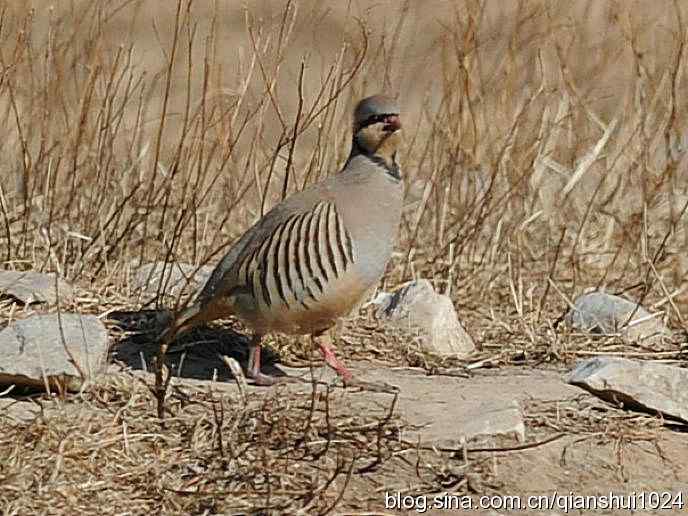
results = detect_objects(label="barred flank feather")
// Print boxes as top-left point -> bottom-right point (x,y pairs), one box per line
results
238,201 -> 356,311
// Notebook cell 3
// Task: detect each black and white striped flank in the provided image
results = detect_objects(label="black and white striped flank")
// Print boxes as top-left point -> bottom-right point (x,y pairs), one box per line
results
237,202 -> 356,310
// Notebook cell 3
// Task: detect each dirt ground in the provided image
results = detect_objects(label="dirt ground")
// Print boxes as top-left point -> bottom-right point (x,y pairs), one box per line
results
3,339 -> 687,515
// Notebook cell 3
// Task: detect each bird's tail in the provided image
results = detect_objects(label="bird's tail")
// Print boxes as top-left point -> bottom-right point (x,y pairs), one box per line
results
107,308 -> 174,335
164,302 -> 203,339
108,302 -> 205,341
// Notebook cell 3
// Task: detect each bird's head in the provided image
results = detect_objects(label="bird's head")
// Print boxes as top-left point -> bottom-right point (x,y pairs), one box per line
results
352,94 -> 402,170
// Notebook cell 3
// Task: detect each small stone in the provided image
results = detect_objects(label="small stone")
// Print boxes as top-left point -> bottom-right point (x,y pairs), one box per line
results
403,178 -> 429,212
375,279 -> 475,357
567,357 -> 688,423
0,270 -> 74,305
0,398 -> 39,423
456,399 -> 526,443
0,313 -> 109,393
566,291 -> 669,344
133,262 -> 213,297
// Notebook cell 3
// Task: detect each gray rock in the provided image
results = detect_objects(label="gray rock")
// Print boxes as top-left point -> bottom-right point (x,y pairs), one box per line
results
404,178 -> 426,201
374,279 -> 475,357
566,291 -> 669,343
0,313 -> 109,393
403,178 -> 429,213
134,262 -> 213,297
0,397 -> 39,423
455,399 -> 525,443
567,357 -> 688,422
0,270 -> 74,305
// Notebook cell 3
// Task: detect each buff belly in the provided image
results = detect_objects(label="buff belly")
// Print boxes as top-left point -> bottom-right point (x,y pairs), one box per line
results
231,271 -> 371,335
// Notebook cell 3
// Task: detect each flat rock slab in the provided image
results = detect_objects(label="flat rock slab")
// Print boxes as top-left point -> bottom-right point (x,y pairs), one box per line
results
566,291 -> 669,343
133,262 -> 214,298
567,357 -> 688,423
0,313 -> 109,393
282,365 -> 579,447
0,270 -> 74,305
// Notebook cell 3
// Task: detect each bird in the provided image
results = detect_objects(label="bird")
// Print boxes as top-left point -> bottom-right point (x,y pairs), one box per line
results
164,94 -> 404,386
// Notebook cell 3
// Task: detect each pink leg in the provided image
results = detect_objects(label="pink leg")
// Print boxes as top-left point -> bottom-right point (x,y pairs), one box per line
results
246,334 -> 297,386
314,331 -> 398,393
315,333 -> 353,383
247,340 -> 270,385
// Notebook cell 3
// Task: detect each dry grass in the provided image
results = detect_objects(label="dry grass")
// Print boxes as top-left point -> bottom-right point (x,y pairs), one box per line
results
2,0 -> 688,513
0,373 -> 405,513
3,370 -> 519,514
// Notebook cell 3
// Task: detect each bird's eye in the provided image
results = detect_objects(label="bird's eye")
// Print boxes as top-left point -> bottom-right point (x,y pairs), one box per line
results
359,113 -> 392,130
367,114 -> 385,124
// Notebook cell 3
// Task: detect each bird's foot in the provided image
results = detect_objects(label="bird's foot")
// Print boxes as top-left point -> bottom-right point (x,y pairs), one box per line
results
315,336 -> 397,392
247,370 -> 301,386
318,340 -> 354,382
247,339 -> 300,386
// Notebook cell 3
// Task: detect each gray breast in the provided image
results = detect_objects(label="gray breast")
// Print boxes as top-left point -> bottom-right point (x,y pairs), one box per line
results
333,157 -> 404,285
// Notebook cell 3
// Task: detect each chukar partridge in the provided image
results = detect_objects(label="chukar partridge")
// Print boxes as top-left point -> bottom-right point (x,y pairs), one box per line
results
168,95 -> 404,385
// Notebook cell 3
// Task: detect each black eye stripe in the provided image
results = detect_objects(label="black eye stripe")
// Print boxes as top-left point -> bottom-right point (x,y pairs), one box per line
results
359,113 -> 396,129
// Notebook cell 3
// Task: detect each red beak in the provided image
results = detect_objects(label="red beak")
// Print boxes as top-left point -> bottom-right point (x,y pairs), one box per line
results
383,115 -> 401,132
